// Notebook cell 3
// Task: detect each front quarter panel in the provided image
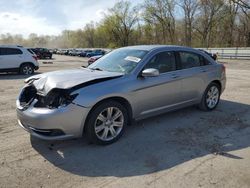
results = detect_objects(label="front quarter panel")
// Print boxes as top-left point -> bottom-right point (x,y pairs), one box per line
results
72,76 -> 136,109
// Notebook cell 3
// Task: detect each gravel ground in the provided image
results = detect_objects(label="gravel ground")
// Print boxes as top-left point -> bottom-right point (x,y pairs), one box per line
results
0,55 -> 250,188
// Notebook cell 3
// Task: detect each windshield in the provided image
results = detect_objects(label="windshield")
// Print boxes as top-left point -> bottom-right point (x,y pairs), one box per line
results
88,48 -> 148,74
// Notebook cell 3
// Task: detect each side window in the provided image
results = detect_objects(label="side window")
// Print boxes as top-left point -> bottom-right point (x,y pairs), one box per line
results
179,52 -> 201,69
200,56 -> 212,66
1,48 -> 23,55
144,51 -> 176,74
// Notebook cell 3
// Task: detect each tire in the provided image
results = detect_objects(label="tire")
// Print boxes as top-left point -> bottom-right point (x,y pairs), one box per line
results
199,82 -> 221,111
85,100 -> 128,145
20,64 -> 34,75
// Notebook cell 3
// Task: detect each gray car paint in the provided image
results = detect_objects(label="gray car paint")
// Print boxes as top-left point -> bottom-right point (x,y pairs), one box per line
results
25,68 -> 123,95
16,45 -> 226,140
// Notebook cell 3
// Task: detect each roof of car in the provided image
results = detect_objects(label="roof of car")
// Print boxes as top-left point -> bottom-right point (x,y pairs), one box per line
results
122,45 -> 195,51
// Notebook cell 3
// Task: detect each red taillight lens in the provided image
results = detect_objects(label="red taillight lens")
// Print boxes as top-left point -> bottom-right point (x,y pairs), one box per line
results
32,55 -> 38,61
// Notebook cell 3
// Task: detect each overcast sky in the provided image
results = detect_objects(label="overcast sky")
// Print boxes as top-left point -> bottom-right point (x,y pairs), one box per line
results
0,0 -> 142,37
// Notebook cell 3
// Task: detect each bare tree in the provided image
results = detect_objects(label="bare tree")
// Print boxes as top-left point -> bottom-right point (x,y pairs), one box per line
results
178,0 -> 198,46
84,22 -> 95,48
232,0 -> 250,9
103,1 -> 138,47
144,0 -> 176,44
195,0 -> 224,47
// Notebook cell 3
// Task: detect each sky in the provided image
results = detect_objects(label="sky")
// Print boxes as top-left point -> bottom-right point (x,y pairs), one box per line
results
0,0 -> 143,38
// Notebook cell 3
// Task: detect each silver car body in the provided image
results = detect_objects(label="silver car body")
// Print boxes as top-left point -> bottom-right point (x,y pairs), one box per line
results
16,45 -> 226,140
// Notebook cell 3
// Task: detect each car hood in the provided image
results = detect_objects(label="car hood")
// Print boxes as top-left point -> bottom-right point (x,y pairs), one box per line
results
25,68 -> 123,95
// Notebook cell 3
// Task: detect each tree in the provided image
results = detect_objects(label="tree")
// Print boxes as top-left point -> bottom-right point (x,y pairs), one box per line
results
143,0 -> 176,44
194,0 -> 224,47
84,22 -> 96,48
178,0 -> 199,46
102,0 -> 138,47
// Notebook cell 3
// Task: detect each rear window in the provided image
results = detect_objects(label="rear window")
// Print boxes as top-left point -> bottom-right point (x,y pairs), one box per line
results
27,49 -> 35,55
0,47 -> 23,55
179,51 -> 201,69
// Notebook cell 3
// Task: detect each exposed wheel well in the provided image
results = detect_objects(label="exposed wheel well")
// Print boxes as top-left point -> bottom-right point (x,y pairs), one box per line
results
83,97 -> 133,134
211,80 -> 221,92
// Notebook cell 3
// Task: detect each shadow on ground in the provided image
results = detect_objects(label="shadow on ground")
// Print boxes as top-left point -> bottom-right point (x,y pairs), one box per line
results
31,99 -> 250,177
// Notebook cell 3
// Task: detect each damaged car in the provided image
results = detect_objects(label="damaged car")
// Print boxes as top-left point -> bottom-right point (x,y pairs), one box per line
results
16,45 -> 226,145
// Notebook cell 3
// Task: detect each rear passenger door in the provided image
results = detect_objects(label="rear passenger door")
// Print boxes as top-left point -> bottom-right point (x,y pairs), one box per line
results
177,51 -> 207,102
0,48 -> 23,69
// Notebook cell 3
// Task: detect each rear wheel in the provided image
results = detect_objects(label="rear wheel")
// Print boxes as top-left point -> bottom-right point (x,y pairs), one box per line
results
20,64 -> 34,75
199,83 -> 220,111
85,100 -> 128,145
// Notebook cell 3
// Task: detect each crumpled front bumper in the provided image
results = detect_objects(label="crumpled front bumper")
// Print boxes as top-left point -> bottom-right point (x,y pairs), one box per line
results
16,101 -> 90,140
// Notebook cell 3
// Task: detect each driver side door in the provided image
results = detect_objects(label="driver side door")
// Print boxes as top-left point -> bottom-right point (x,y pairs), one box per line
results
132,51 -> 183,118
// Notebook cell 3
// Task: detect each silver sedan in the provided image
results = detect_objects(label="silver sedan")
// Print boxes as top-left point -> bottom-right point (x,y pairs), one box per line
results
16,45 -> 226,145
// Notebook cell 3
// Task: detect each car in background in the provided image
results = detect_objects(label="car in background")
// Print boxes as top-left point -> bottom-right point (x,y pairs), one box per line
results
79,50 -> 93,57
16,45 -> 226,145
73,49 -> 83,56
198,49 -> 217,60
50,49 -> 58,54
29,48 -> 52,59
0,45 -> 39,75
87,55 -> 103,65
57,49 -> 69,55
86,49 -> 105,57
68,49 -> 76,56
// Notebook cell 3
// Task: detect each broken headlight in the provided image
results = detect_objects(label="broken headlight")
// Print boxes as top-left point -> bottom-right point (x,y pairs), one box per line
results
36,89 -> 78,108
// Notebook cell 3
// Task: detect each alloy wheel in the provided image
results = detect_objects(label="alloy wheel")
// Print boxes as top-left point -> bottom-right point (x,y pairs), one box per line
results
22,65 -> 33,75
94,107 -> 124,141
206,86 -> 219,109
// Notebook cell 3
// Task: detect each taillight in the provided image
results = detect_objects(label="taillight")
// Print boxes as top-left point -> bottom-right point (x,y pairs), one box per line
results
32,55 -> 38,61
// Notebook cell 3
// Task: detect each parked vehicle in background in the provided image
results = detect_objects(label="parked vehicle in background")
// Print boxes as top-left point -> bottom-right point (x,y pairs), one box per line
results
16,45 -> 226,145
57,49 -> 69,55
79,50 -> 93,57
86,49 -> 105,57
0,45 -> 39,75
68,49 -> 75,56
52,49 -> 58,54
29,48 -> 52,59
73,49 -> 83,56
88,55 -> 103,65
198,49 -> 217,60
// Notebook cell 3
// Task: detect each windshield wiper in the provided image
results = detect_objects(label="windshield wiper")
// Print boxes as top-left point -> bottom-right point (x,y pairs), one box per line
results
89,67 -> 103,71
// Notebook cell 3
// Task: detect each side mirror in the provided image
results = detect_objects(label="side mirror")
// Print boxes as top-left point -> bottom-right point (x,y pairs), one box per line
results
141,68 -> 160,77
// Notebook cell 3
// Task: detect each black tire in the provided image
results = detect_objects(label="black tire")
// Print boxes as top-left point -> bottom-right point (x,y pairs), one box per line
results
19,64 -> 34,75
199,82 -> 221,111
85,100 -> 128,145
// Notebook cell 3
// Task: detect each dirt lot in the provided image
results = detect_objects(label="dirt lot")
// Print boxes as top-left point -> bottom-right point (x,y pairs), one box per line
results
0,55 -> 250,188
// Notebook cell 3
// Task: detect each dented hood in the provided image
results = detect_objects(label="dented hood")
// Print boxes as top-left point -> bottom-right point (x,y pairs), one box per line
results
25,68 -> 123,95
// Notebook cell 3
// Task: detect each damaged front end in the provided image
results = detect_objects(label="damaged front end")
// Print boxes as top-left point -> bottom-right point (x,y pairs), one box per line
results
17,85 -> 78,111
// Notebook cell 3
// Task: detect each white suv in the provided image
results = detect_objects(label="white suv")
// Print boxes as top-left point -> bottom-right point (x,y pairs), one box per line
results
0,45 -> 39,75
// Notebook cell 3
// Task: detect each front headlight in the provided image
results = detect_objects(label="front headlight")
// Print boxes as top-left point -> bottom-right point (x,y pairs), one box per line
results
44,89 -> 78,108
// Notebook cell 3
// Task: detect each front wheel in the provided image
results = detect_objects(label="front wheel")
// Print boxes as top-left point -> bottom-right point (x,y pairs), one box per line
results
199,83 -> 220,111
85,100 -> 128,145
